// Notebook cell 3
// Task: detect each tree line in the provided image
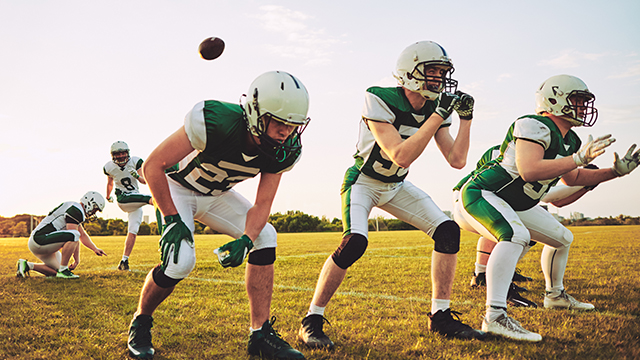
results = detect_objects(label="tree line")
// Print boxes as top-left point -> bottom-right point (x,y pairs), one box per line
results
1,212 -> 639,238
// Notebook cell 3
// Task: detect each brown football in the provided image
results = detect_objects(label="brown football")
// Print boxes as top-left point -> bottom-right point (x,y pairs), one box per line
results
198,37 -> 225,60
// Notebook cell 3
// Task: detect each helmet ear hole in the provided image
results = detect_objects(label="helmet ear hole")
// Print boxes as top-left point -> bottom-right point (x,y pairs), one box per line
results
549,98 -> 557,105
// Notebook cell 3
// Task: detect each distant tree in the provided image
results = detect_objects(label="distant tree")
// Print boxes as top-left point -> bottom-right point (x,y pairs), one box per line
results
11,222 -> 29,237
83,222 -> 102,236
138,223 -> 151,235
107,219 -> 127,236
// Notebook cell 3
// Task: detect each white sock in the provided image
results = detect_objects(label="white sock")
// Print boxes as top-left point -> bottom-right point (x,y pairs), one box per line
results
486,306 -> 507,323
431,299 -> 450,314
250,326 -> 262,332
307,303 -> 325,317
122,255 -> 129,261
541,244 -> 570,297
475,263 -> 486,275
27,262 -> 34,270
486,242 -> 523,310
59,265 -> 69,272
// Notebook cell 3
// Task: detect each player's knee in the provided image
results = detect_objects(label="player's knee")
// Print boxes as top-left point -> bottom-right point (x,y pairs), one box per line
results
433,220 -> 460,254
248,247 -> 276,265
255,223 -> 277,248
161,252 -> 196,280
151,264 -> 183,288
331,233 -> 368,269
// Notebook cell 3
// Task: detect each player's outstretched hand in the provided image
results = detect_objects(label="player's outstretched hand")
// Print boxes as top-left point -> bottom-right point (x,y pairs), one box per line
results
612,144 -> 640,177
454,90 -> 474,120
159,214 -> 194,270
94,248 -> 107,256
434,92 -> 460,120
573,134 -> 616,166
214,235 -> 254,268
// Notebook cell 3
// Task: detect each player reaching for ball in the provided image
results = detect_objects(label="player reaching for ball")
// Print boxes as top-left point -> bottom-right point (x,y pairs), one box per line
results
127,71 -> 311,359
16,191 -> 107,279
298,41 -> 486,350
104,141 -> 156,271
453,74 -> 639,341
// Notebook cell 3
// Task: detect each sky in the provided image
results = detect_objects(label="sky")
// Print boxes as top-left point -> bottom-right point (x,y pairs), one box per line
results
1,0 -> 639,224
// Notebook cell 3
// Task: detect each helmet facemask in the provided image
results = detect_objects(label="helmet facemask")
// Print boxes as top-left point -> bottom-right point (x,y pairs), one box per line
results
111,150 -> 130,166
81,191 -> 105,221
561,91 -> 598,127
408,63 -> 458,97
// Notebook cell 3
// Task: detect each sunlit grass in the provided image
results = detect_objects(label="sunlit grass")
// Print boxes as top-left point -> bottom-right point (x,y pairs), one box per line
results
1,226 -> 639,359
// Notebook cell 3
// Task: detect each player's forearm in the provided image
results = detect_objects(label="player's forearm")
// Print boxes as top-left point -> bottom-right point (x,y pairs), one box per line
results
445,121 -> 471,169
389,115 -> 442,168
563,167 -> 616,187
143,163 -> 178,217
244,204 -> 271,242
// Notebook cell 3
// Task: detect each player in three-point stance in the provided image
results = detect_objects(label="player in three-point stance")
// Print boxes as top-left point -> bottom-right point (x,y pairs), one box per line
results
298,41 -> 486,349
127,71 -> 310,359
454,145 -> 602,308
16,191 -> 107,279
104,141 -> 155,271
454,74 -> 639,341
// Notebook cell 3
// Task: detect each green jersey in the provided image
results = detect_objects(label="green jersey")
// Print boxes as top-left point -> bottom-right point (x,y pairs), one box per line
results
453,145 -> 500,191
347,86 -> 452,185
464,115 -> 581,211
167,100 -> 301,195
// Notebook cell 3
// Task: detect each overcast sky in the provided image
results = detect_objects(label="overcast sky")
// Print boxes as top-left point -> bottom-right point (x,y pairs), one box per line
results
1,0 -> 639,223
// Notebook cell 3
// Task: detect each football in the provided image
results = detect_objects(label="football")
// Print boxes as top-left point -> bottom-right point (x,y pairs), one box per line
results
198,37 -> 225,60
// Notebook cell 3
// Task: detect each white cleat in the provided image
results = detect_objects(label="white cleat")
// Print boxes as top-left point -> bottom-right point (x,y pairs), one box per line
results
544,290 -> 595,310
16,259 -> 30,278
482,313 -> 542,342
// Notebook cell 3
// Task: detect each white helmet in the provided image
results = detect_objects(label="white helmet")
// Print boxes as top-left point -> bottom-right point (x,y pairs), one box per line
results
394,41 -> 457,100
242,71 -> 310,162
535,74 -> 598,127
110,141 -> 130,166
80,191 -> 105,218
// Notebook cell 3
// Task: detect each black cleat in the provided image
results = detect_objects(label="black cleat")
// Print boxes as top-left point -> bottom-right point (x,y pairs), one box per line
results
298,315 -> 334,349
470,272 -> 486,288
507,283 -> 538,308
128,315 -> 155,359
429,309 -> 487,340
512,268 -> 532,282
248,316 -> 305,359
118,259 -> 130,271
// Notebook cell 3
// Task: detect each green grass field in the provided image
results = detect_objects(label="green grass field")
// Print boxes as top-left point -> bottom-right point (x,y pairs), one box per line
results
1,226 -> 639,359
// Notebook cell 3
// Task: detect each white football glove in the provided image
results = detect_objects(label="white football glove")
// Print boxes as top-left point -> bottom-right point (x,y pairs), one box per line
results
612,144 -> 640,177
573,134 -> 615,167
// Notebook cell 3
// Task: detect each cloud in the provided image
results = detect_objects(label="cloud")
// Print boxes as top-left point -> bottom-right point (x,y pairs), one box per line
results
497,73 -> 512,82
608,60 -> 640,80
537,49 -> 607,69
249,5 -> 343,66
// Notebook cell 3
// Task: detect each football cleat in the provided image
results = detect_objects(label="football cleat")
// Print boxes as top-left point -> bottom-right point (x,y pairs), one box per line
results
507,283 -> 537,308
118,259 -> 130,271
470,272 -> 486,288
428,309 -> 487,340
298,314 -> 334,349
512,269 -> 533,282
128,314 -> 155,359
16,259 -> 30,278
544,290 -> 595,310
482,312 -> 542,342
248,316 -> 305,359
56,268 -> 79,279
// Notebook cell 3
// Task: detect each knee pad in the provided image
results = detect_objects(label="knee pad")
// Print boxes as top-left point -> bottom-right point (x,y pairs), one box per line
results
331,233 -> 368,269
248,247 -> 276,265
432,220 -> 460,254
152,264 -> 183,288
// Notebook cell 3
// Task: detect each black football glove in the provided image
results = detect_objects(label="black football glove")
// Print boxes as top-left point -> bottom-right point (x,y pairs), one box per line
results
434,91 -> 460,120
454,90 -> 474,120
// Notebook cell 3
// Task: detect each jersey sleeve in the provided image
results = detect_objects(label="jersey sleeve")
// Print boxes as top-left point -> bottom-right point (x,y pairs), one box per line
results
65,204 -> 85,225
362,91 -> 396,124
132,156 -> 144,170
513,117 -> 552,149
184,101 -> 208,151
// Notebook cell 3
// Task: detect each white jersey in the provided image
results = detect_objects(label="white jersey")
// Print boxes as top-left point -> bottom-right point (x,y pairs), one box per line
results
103,156 -> 144,195
33,201 -> 85,234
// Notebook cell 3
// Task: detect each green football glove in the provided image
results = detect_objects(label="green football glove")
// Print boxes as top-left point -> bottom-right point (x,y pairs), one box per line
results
612,144 -> 640,177
454,90 -> 474,120
573,134 -> 615,167
214,235 -> 254,268
159,214 -> 193,270
130,170 -> 140,179
434,91 -> 460,120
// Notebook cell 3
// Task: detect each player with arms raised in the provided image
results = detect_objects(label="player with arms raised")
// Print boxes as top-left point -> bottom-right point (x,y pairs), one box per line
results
16,191 -> 107,279
127,71 -> 310,359
456,74 -> 639,341
104,141 -> 155,271
298,41 -> 486,349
